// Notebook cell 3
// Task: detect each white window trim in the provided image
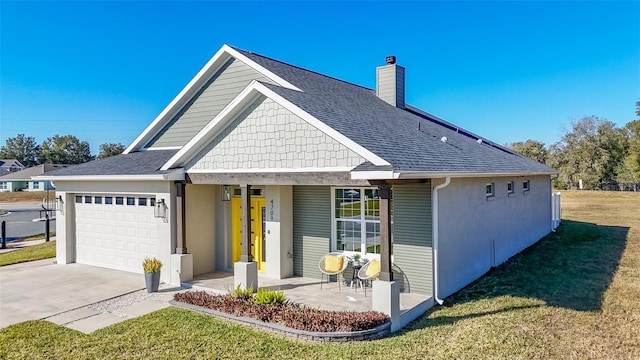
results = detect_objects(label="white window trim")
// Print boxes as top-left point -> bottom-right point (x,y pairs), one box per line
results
331,187 -> 382,259
507,181 -> 514,195
523,180 -> 531,192
486,182 -> 495,198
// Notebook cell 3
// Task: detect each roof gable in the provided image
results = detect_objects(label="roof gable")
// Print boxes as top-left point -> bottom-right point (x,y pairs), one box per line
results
125,45 -> 301,153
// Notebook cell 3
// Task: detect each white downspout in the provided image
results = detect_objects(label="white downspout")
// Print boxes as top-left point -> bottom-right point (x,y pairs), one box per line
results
432,176 -> 451,305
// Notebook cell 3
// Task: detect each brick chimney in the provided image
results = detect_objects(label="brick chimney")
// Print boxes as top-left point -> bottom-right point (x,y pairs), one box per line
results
376,55 -> 405,109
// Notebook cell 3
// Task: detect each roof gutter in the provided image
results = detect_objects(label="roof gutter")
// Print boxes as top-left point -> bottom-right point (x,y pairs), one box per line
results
432,176 -> 451,305
33,170 -> 185,182
352,170 -> 557,180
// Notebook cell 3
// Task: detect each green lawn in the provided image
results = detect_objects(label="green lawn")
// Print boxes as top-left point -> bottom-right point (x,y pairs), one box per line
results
0,241 -> 56,267
1,191 -> 638,359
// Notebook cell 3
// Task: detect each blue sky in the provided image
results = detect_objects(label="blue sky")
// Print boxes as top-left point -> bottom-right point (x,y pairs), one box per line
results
1,1 -> 639,155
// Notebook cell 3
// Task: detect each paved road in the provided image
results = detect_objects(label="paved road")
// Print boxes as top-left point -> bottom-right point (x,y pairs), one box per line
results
0,203 -> 55,242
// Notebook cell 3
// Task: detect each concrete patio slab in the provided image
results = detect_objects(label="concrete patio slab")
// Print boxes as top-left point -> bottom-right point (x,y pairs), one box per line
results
0,259 -> 144,328
67,313 -> 124,334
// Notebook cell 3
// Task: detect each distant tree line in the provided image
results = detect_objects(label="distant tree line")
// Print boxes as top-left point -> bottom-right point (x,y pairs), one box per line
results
0,134 -> 125,167
507,99 -> 640,191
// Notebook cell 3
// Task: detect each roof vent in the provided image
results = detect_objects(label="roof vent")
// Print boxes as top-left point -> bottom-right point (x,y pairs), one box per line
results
477,139 -> 483,144
441,136 -> 448,143
385,55 -> 396,65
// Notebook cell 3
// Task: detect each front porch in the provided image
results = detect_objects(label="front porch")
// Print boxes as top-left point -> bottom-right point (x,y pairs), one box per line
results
186,271 -> 434,326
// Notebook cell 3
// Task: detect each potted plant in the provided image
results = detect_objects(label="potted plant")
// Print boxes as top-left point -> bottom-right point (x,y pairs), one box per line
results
352,253 -> 361,266
142,257 -> 162,293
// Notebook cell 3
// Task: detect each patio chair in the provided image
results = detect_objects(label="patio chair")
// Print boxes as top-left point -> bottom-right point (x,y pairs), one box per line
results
357,259 -> 381,297
318,252 -> 348,290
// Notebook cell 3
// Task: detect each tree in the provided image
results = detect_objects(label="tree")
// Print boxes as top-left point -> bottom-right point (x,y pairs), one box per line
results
616,103 -> 640,190
39,135 -> 93,164
98,143 -> 125,159
506,139 -> 548,164
0,134 -> 40,166
550,116 -> 628,190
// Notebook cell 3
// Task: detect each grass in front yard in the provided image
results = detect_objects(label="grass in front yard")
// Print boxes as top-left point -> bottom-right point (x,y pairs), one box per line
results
0,191 -> 56,204
0,241 -> 56,266
0,191 -> 638,359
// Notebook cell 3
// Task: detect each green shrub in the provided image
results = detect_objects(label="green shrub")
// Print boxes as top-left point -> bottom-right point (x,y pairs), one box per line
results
254,288 -> 287,305
230,284 -> 253,300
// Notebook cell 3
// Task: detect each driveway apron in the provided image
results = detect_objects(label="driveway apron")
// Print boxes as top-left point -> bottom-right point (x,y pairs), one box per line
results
0,259 -> 144,328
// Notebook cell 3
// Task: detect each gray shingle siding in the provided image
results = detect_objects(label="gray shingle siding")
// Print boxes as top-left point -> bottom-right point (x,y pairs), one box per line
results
147,58 -> 273,148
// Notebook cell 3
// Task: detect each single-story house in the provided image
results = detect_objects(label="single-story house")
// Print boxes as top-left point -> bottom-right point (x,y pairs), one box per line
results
0,164 -> 70,192
41,45 -> 557,331
0,159 -> 25,177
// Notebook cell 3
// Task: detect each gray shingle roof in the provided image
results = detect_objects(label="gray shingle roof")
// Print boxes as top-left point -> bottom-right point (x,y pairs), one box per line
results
0,164 -> 72,180
236,47 -> 556,175
46,150 -> 178,176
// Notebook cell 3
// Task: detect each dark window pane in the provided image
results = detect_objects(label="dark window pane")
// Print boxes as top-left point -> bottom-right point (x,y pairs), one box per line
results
105,197 -> 113,204
127,197 -> 135,206
84,196 -> 92,204
75,196 -> 82,203
138,198 -> 147,206
150,198 -> 156,206
116,197 -> 124,205
95,196 -> 102,204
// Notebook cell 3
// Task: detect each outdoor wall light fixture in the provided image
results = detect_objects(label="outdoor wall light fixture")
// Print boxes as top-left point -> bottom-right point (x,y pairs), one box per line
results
222,185 -> 231,201
55,195 -> 64,214
154,199 -> 167,219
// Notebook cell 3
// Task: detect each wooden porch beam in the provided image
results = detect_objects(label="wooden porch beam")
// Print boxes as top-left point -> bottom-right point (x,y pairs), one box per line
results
378,183 -> 393,281
240,184 -> 253,262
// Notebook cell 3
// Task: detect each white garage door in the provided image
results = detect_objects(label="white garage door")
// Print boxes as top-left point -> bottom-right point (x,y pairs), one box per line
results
75,194 -> 158,273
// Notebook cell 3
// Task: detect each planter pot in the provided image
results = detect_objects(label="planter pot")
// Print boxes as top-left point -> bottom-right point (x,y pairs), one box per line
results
145,271 -> 161,293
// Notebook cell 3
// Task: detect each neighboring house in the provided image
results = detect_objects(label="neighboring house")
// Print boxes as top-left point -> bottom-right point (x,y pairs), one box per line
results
0,159 -> 25,177
0,164 -> 70,192
41,45 -> 557,331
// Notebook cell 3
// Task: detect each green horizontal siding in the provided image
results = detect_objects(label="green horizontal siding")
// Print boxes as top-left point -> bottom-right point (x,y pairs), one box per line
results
293,186 -> 331,278
148,58 -> 272,148
392,181 -> 432,295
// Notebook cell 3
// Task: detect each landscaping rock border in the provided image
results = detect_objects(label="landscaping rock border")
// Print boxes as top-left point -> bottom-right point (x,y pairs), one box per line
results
169,300 -> 391,342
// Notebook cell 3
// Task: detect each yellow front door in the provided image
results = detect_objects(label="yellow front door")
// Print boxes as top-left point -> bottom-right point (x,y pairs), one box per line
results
231,196 -> 267,271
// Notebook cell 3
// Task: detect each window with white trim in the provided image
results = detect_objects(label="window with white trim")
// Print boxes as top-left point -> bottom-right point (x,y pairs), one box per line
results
0,182 -> 6,190
486,183 -> 495,197
507,181 -> 514,195
523,180 -> 530,192
333,187 -> 387,256
32,182 -> 40,190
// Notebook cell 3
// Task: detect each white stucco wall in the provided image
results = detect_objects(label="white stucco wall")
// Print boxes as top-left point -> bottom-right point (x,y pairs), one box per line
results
264,185 -> 294,279
435,175 -> 552,298
54,180 -> 176,284
185,184 -> 217,275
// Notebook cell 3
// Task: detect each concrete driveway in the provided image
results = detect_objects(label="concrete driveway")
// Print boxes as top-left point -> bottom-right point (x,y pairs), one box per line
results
0,259 -> 145,328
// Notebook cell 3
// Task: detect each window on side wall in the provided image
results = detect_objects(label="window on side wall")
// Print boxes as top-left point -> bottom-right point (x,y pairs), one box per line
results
507,181 -> 514,195
486,183 -> 495,198
333,187 -> 390,258
523,180 -> 530,192
32,182 -> 40,190
0,182 -> 6,190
